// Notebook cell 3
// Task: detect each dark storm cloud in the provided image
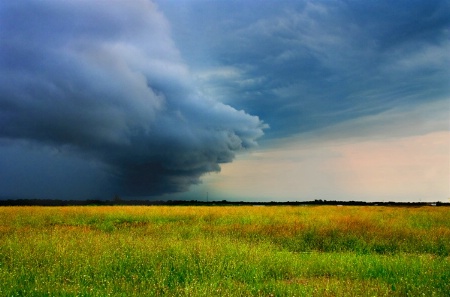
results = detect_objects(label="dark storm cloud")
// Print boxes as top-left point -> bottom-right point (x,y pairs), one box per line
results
158,0 -> 450,138
0,0 -> 266,196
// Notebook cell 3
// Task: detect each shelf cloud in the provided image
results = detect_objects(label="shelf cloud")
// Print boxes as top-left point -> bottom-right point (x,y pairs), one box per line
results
0,0 -> 266,196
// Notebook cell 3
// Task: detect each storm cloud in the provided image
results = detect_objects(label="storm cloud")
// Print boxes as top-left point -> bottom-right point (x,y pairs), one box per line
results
1,0 -> 448,201
0,0 -> 266,196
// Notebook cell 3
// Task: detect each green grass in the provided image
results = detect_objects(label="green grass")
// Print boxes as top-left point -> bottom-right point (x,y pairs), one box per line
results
1,206 -> 449,296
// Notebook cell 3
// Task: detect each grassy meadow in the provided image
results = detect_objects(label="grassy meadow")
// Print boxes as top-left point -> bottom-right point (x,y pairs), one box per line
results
1,205 -> 449,296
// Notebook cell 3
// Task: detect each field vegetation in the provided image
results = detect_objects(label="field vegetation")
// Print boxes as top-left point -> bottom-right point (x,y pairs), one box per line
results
1,205 -> 449,296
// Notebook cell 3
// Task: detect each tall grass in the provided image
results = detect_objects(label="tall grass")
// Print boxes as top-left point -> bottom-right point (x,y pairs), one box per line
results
1,206 -> 449,296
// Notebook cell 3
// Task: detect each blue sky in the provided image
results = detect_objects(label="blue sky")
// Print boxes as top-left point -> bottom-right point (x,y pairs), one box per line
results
0,0 -> 449,201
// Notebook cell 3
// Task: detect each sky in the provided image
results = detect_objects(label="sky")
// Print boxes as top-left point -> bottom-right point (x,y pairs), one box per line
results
0,0 -> 449,202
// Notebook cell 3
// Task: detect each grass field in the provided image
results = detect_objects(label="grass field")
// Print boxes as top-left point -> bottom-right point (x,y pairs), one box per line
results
1,205 -> 449,296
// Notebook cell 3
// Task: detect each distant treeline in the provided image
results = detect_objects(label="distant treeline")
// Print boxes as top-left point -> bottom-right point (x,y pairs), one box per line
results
0,199 -> 448,207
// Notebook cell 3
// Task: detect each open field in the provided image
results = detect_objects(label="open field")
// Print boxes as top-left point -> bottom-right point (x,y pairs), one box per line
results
1,205 -> 449,296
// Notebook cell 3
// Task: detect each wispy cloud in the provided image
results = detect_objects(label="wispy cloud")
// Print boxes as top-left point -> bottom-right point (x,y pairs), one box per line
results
160,0 -> 449,137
